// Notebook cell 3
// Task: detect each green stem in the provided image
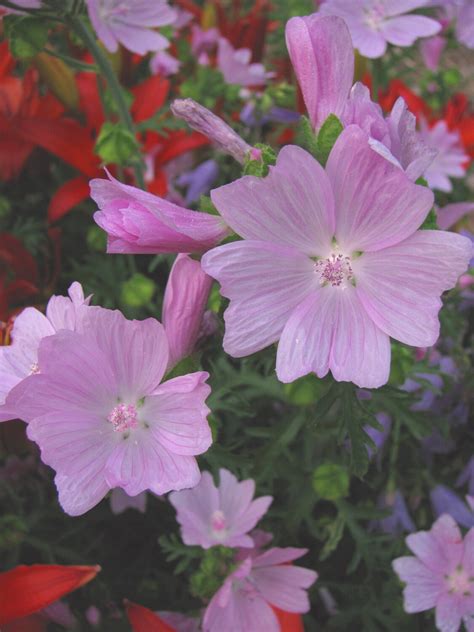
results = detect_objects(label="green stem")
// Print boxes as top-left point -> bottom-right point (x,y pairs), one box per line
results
68,16 -> 145,189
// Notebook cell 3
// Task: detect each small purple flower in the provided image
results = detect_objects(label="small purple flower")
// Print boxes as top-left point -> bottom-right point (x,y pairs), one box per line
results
457,457 -> 474,497
158,612 -> 200,632
431,485 -> 474,529
374,489 -> 415,535
85,0 -> 176,55
418,119 -> 469,192
8,307 -> 212,516
91,170 -> 230,254
393,514 -> 474,632
319,0 -> 441,59
169,468 -> 272,549
150,50 -> 181,77
203,548 -> 317,632
217,37 -> 274,87
176,159 -> 219,205
436,202 -> 474,231
365,412 -> 392,460
191,25 -> 219,56
420,35 -> 446,70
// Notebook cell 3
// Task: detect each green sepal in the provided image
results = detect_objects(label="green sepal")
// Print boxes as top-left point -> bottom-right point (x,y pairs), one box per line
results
4,15 -> 48,59
315,114 -> 344,166
95,122 -> 139,165
243,143 -> 276,177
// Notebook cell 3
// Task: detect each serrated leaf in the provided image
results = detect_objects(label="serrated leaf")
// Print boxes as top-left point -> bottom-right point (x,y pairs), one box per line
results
4,16 -> 48,59
320,514 -> 345,561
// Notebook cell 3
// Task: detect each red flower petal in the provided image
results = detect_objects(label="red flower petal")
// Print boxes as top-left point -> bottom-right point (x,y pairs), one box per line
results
273,607 -> 305,632
0,564 -> 100,625
125,601 -> 177,632
48,176 -> 91,223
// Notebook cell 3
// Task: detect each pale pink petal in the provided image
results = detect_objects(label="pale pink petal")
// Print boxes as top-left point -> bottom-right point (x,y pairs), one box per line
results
203,585 -> 279,632
252,565 -> 318,612
230,497 -> 273,540
253,547 -> 309,568
326,126 -> 434,253
406,515 -> 463,574
78,307 -> 169,399
285,14 -> 354,130
462,528 -> 474,575
435,593 -> 463,632
143,372 -> 212,456
276,286 -> 391,388
381,15 -> 441,47
210,145 -> 335,256
355,231 -> 472,346
392,557 -> 444,612
110,488 -> 147,514
436,202 -> 474,231
201,241 -> 317,357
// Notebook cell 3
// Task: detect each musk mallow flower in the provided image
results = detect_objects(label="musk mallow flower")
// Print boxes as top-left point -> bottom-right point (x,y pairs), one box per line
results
217,37 -> 274,87
201,126 -> 472,389
418,119 -> 469,192
169,468 -> 273,549
319,0 -> 441,59
203,548 -> 317,632
163,254 -> 213,371
85,0 -> 176,55
0,282 -> 90,422
7,306 -> 212,516
286,14 -> 436,180
392,514 -> 474,632
91,170 -> 230,255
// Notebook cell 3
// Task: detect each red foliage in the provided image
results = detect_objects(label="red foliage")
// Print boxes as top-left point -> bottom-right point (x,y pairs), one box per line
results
125,601 -> 177,632
0,233 -> 39,320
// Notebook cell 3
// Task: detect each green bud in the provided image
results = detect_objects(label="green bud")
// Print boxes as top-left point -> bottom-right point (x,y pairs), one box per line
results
442,68 -> 461,88
0,195 -> 12,221
121,273 -> 155,308
86,225 -> 107,252
190,547 -> 235,601
420,208 -> 439,231
4,15 -> 48,59
95,122 -> 139,165
284,374 -> 323,406
312,463 -> 350,500
243,143 -> 276,177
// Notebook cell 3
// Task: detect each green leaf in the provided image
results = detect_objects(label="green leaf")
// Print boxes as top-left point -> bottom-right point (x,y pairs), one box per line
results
315,114 -> 343,166
313,463 -> 350,500
296,115 -> 319,157
4,15 -> 48,59
319,513 -> 345,561
120,273 -> 155,308
199,195 -> 219,216
95,122 -> 139,165
420,208 -> 439,230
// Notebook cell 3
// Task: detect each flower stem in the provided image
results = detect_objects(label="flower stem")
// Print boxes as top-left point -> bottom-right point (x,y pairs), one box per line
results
68,16 -> 145,189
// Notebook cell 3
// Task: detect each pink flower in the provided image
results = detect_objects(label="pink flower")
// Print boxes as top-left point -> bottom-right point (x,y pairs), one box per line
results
319,0 -> 441,59
392,514 -> 474,632
202,127 -> 472,388
418,119 -> 469,192
436,202 -> 474,230
163,254 -> 213,371
169,468 -> 272,549
85,0 -> 176,55
203,548 -> 317,632
91,170 -> 230,254
217,38 -> 274,87
150,50 -> 181,77
110,488 -> 147,514
8,307 -> 212,515
420,35 -> 446,70
286,14 -> 354,132
191,25 -> 219,56
0,282 -> 90,422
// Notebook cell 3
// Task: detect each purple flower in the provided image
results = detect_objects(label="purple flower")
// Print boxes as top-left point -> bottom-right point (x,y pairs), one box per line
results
217,38 -> 274,87
420,35 -> 446,70
85,0 -> 176,55
169,468 -> 272,549
150,50 -> 181,77
191,25 -> 219,56
456,0 -> 474,48
163,254 -> 213,371
110,488 -> 147,514
431,485 -> 474,529
365,411 -> 391,460
176,159 -> 219,205
158,612 -> 200,632
171,99 -> 255,165
202,128 -> 471,388
91,170 -> 230,254
457,458 -> 474,497
319,0 -> 441,59
0,282 -> 90,422
203,548 -> 317,632
8,307 -> 212,515
375,490 -> 415,535
436,202 -> 474,230
286,14 -> 354,131
393,514 -> 474,632
418,119 -> 469,192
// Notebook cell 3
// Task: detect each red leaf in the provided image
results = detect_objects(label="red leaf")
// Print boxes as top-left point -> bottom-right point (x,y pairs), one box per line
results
156,131 -> 209,167
125,601 -> 177,632
132,76 -> 170,124
0,564 -> 100,625
273,607 -> 305,632
48,176 -> 91,223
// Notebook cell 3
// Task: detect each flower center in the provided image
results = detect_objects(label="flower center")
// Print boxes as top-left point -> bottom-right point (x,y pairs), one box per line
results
314,253 -> 354,288
446,566 -> 474,596
210,510 -> 227,537
364,2 -> 385,30
107,403 -> 138,433
29,362 -> 40,375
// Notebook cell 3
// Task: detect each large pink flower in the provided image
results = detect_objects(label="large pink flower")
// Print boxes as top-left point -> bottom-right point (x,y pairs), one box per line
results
0,282 -> 90,422
203,548 -> 317,632
7,307 -> 212,516
393,514 -> 474,632
201,127 -> 472,388
85,0 -> 176,55
169,468 -> 272,549
217,38 -> 274,88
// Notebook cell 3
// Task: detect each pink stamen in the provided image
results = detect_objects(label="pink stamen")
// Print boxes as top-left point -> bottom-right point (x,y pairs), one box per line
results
108,403 -> 138,433
314,253 -> 353,288
446,566 -> 474,595
210,510 -> 227,533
